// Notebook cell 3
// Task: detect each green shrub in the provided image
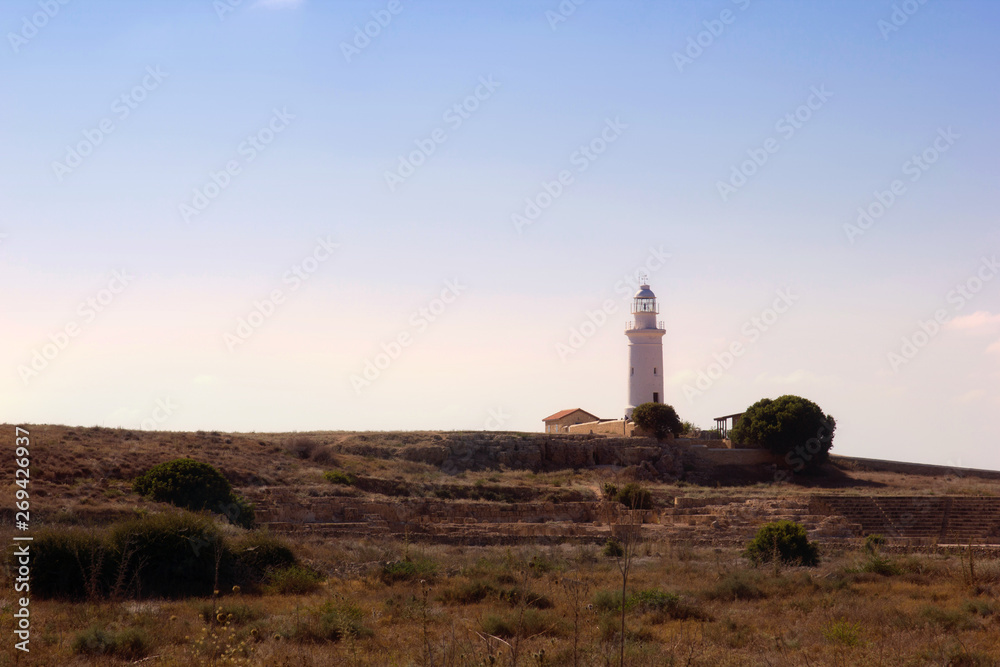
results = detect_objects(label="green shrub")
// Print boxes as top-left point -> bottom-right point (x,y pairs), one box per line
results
323,470 -> 355,486
602,539 -> 625,558
109,512 -> 228,599
744,521 -> 820,567
26,529 -> 109,600
24,517 -> 305,600
919,605 -> 979,631
218,493 -> 256,530
133,458 -> 232,512
198,601 -> 262,626
231,532 -> 297,585
72,626 -> 151,660
379,556 -> 438,584
860,554 -> 902,576
133,458 -> 254,528
592,588 -> 699,620
481,609 -> 565,639
266,565 -> 324,595
631,402 -> 683,439
496,586 -> 553,609
615,482 -> 652,510
291,602 -> 372,643
439,579 -> 497,605
863,534 -> 886,555
632,589 -> 680,612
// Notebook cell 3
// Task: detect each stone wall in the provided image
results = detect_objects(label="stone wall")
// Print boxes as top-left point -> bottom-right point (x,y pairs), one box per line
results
566,419 -> 635,436
689,448 -> 780,466
831,455 -> 1000,481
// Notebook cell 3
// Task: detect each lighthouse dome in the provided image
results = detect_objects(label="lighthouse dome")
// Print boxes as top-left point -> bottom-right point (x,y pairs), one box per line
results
633,285 -> 655,299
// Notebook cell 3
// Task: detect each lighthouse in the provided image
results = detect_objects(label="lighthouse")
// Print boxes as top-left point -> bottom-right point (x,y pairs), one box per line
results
625,282 -> 665,418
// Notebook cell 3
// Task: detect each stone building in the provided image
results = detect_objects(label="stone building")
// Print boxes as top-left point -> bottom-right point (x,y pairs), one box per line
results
542,408 -> 600,434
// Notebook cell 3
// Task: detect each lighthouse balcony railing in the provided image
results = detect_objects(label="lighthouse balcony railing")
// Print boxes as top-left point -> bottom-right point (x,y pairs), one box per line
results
625,320 -> 665,331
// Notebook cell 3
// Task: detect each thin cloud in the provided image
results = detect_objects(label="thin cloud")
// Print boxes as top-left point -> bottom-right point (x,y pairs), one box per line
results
946,310 -> 1000,332
953,389 -> 985,403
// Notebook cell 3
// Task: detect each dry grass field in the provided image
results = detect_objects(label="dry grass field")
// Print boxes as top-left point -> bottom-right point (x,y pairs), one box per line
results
2,424 -> 1000,666
4,537 -> 1000,665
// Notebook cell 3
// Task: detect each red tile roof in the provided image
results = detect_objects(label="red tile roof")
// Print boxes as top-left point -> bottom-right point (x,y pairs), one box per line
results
542,408 -> 597,422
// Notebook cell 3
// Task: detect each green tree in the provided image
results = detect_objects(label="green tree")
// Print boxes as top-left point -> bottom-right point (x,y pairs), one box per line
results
631,402 -> 682,439
730,395 -> 836,472
744,520 -> 820,567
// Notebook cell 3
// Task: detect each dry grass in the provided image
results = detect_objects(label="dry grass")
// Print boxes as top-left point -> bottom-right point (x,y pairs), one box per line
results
4,423 -> 1000,664
3,536 -> 1000,665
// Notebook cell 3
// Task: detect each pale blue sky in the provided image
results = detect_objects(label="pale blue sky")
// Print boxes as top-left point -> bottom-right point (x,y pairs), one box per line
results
3,0 -> 999,469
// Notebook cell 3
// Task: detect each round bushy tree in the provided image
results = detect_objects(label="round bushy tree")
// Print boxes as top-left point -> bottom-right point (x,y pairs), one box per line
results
730,395 -> 836,471
744,520 -> 820,567
631,402 -> 682,439
133,458 -> 233,513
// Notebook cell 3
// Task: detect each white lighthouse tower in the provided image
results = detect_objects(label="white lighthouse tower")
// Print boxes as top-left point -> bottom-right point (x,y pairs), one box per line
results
625,281 -> 665,418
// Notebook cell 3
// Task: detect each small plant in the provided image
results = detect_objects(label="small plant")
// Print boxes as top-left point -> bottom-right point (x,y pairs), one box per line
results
863,534 -> 886,555
744,521 -> 820,567
72,626 -> 151,660
615,483 -> 652,510
480,609 -> 564,639
323,470 -> 356,486
265,565 -> 324,594
822,620 -> 863,647
602,539 -> 624,558
857,534 -> 900,576
292,601 -> 373,642
380,556 -> 438,584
